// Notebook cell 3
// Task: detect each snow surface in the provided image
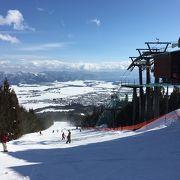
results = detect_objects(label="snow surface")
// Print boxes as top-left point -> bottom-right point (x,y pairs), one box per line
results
11,80 -> 119,110
0,109 -> 180,180
36,109 -> 75,113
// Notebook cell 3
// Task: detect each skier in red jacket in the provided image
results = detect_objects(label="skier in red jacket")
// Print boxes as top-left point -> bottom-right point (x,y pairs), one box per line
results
0,133 -> 9,152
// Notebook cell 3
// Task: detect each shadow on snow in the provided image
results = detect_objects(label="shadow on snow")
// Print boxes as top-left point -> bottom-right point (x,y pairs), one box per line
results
8,124 -> 180,180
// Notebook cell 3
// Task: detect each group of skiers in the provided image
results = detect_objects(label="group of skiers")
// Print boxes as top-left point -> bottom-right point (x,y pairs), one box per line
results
51,129 -> 72,143
0,129 -> 72,152
62,130 -> 71,144
51,129 -> 71,144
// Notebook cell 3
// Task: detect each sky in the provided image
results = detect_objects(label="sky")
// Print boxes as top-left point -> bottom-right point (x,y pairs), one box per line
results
0,0 -> 180,69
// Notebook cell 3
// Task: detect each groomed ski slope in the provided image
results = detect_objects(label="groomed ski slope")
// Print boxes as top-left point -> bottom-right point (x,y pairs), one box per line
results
0,109 -> 180,180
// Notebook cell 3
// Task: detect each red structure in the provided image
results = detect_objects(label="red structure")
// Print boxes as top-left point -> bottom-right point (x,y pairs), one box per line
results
154,50 -> 180,83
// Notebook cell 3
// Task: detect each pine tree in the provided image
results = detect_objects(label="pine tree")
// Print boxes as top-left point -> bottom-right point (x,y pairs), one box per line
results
0,79 -> 52,140
0,79 -> 22,139
168,87 -> 180,112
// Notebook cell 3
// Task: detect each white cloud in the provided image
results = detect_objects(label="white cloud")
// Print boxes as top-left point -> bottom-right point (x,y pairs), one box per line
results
24,60 -> 130,72
37,7 -> 54,15
0,10 -> 34,31
37,7 -> 45,12
89,18 -> 101,27
0,59 -> 131,73
20,43 -> 68,51
0,33 -> 20,43
0,60 -> 10,65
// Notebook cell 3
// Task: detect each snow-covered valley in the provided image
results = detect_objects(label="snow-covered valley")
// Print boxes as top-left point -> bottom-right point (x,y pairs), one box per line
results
11,80 -> 132,111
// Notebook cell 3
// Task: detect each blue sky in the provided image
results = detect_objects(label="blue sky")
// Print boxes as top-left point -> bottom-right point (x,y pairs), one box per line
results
0,0 -> 180,65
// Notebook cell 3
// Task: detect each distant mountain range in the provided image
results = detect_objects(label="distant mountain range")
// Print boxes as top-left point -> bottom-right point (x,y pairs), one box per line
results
0,60 -> 130,73
0,70 -> 139,85
0,60 -> 140,84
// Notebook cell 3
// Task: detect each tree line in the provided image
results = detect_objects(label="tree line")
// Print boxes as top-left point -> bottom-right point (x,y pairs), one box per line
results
81,86 -> 180,128
0,79 -> 53,140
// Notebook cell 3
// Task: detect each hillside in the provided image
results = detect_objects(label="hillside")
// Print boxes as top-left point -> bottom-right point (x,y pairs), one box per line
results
0,109 -> 180,180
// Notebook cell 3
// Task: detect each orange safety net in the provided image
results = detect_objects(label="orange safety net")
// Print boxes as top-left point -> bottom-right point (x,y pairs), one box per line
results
83,111 -> 179,131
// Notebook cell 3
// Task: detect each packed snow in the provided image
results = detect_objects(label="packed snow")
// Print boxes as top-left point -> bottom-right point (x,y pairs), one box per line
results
0,109 -> 180,180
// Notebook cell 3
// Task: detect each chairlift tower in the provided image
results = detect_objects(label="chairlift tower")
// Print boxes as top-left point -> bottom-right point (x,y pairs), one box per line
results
126,41 -> 171,122
104,93 -> 121,128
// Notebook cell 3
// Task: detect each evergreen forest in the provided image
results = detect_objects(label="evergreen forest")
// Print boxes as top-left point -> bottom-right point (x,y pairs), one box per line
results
81,86 -> 180,128
0,79 -> 53,140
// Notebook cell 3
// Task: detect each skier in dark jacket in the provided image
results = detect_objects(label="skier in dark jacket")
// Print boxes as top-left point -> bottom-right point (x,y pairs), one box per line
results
62,132 -> 65,140
0,133 -> 8,152
66,130 -> 71,144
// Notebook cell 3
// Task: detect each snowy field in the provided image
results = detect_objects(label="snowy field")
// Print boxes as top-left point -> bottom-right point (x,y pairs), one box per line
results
11,80 -> 131,110
0,109 -> 180,180
11,80 -> 176,111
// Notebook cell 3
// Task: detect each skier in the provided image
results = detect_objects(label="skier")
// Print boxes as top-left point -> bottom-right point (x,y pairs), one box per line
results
66,130 -> 71,144
0,133 -> 8,152
61,132 -> 65,140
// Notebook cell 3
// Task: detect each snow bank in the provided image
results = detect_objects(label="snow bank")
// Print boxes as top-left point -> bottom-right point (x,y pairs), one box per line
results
138,109 -> 180,132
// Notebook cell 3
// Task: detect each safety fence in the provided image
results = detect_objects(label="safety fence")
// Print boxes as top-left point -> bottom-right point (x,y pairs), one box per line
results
82,109 -> 180,131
